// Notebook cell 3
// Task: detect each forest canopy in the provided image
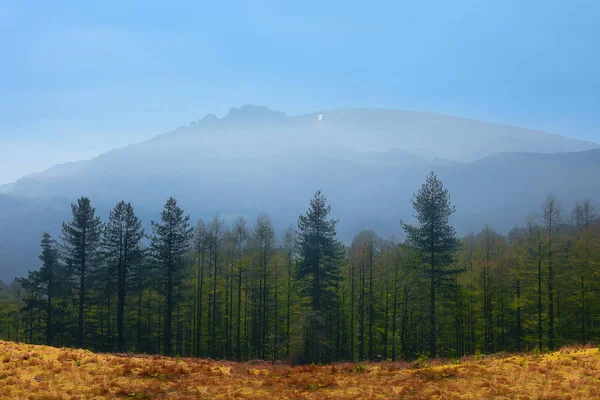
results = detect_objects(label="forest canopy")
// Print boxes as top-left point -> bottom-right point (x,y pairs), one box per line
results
1,173 -> 599,363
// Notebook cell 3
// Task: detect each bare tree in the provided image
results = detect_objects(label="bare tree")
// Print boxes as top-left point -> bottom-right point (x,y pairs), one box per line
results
538,194 -> 561,351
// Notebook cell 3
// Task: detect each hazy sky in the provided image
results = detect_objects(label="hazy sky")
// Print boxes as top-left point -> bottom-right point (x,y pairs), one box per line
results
1,0 -> 599,184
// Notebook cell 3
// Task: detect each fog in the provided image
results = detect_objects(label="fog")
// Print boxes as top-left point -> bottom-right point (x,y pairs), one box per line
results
1,105 -> 598,281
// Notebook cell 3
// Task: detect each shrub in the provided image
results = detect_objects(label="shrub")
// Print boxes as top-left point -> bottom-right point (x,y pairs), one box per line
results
353,363 -> 367,373
416,354 -> 429,369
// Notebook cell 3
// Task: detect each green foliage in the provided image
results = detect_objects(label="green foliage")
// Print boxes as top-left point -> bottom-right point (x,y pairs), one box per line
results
416,353 -> 429,368
353,363 -> 367,373
400,172 -> 459,358
295,191 -> 344,363
61,197 -> 104,349
149,197 -> 193,356
2,178 -> 600,366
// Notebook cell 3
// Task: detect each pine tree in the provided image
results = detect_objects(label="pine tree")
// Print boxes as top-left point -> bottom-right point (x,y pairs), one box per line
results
103,201 -> 145,352
61,197 -> 103,349
150,197 -> 192,356
401,172 -> 458,357
39,232 -> 60,345
296,190 -> 344,363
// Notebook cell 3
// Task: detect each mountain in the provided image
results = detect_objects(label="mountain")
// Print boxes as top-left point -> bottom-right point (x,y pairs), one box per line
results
0,105 -> 598,281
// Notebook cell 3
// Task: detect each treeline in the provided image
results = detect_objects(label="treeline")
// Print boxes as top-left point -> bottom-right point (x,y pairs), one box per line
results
1,172 -> 599,363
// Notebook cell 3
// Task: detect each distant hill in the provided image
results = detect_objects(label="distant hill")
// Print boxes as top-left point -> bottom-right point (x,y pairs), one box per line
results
0,105 -> 598,281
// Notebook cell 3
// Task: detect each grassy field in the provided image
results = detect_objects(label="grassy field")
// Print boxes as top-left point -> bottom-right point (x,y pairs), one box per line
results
1,340 -> 600,399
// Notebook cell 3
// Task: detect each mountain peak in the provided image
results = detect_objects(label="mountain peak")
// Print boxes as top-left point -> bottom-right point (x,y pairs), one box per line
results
202,113 -> 219,123
224,104 -> 288,121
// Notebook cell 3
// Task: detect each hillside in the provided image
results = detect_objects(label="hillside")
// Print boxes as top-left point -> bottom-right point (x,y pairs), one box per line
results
2,147 -> 600,282
0,105 -> 599,281
1,340 -> 599,399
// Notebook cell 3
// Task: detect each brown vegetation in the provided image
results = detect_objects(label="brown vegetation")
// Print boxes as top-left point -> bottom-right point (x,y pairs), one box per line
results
1,340 -> 600,399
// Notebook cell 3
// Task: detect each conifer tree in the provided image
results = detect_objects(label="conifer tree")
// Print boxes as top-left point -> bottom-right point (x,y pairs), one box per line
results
39,232 -> 60,345
103,201 -> 145,351
61,197 -> 103,349
150,197 -> 192,356
401,172 -> 458,357
296,190 -> 343,363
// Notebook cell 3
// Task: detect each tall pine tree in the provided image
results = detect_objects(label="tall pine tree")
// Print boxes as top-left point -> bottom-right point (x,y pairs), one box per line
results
401,172 -> 458,357
150,197 -> 192,356
39,232 -> 60,345
61,197 -> 103,349
296,190 -> 343,363
103,201 -> 145,352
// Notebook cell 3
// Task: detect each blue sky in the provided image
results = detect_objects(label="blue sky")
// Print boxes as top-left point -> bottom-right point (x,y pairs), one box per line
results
0,0 -> 599,184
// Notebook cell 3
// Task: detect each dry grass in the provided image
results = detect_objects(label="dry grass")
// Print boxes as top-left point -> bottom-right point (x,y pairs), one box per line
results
1,340 -> 600,399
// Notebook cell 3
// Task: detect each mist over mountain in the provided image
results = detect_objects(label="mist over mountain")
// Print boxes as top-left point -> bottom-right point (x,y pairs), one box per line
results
0,105 -> 598,281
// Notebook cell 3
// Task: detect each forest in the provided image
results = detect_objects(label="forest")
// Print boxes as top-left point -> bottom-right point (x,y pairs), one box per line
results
0,172 -> 599,364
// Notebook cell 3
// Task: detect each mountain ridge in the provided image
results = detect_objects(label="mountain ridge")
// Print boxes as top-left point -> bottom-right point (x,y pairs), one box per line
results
1,105 -> 599,281
3,105 -> 597,190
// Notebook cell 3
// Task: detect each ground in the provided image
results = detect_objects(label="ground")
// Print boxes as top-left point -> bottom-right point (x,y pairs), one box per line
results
1,341 -> 600,399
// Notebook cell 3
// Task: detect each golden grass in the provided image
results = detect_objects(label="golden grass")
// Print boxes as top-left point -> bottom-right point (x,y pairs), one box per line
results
1,340 -> 599,399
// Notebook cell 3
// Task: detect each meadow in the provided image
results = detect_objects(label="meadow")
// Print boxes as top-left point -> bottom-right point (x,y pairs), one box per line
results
1,340 -> 599,399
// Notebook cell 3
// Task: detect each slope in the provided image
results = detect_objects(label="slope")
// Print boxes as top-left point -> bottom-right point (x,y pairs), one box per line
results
1,105 -> 598,281
1,340 -> 599,399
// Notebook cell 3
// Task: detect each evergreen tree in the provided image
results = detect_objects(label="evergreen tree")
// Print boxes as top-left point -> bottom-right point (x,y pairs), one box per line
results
38,232 -> 60,345
401,172 -> 458,357
103,201 -> 145,351
149,197 -> 192,356
61,197 -> 103,349
296,190 -> 344,363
